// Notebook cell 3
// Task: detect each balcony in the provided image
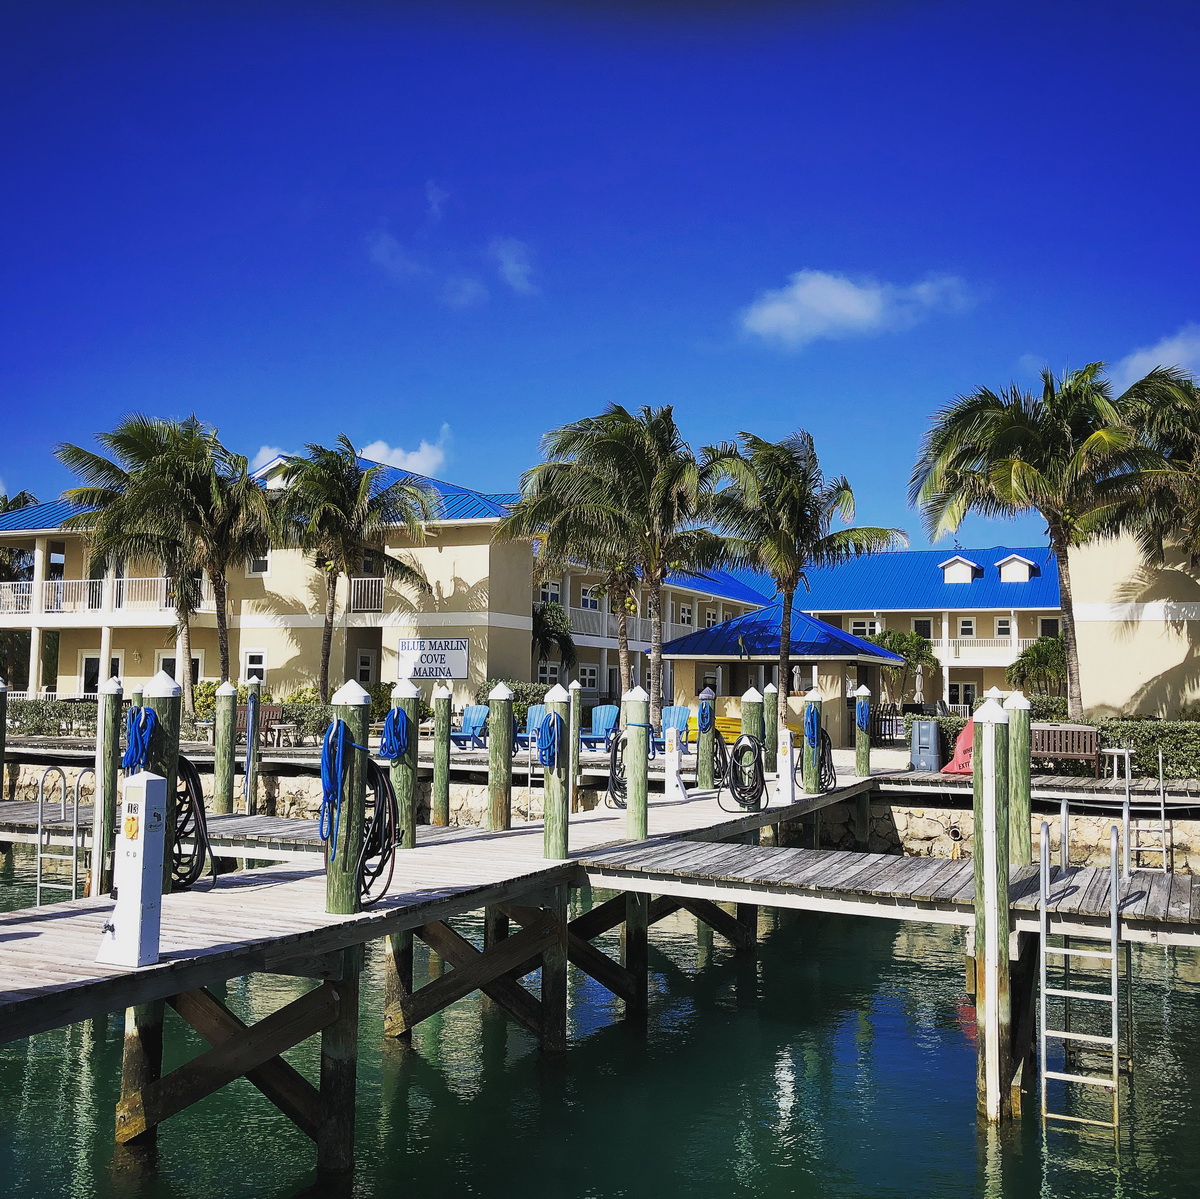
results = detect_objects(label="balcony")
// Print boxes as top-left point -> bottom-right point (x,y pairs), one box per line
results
349,576 -> 384,613
0,582 -> 31,613
567,606 -> 694,645
0,576 -> 213,625
933,637 -> 1035,666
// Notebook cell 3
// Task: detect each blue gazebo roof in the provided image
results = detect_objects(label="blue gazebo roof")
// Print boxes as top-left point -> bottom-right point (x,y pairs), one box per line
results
659,603 -> 904,664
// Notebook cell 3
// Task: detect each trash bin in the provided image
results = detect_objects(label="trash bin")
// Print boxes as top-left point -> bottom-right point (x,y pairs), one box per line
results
911,718 -> 942,772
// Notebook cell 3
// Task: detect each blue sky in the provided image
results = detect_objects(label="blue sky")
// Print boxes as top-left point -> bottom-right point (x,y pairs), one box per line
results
2,0 -> 1198,549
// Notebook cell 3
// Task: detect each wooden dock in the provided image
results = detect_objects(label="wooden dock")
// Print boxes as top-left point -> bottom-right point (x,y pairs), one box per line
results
878,768 -> 1200,808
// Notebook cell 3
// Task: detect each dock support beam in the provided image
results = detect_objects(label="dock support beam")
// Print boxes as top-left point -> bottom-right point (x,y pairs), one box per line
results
212,681 -> 236,816
697,685 -> 716,792
488,682 -> 514,832
973,695 -> 1012,1121
854,685 -> 871,779
762,682 -> 778,764
91,676 -> 122,896
326,681 -> 370,916
1005,690 -> 1032,865
623,891 -> 650,1022
802,689 -> 822,795
541,885 -> 569,1052
624,686 -> 649,841
389,679 -> 421,851
543,684 -> 570,859
431,684 -> 451,826
318,946 -> 362,1175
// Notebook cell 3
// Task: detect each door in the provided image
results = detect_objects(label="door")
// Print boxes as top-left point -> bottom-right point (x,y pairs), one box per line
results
82,655 -> 121,695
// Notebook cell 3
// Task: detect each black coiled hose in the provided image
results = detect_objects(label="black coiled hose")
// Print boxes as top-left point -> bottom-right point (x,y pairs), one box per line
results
793,728 -> 837,793
360,760 -> 402,908
711,729 -> 729,786
606,730 -> 628,808
718,733 -> 767,811
172,754 -> 215,890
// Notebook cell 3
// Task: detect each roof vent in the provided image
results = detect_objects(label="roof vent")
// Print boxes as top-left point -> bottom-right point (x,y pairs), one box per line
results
997,553 -> 1036,583
937,555 -> 980,585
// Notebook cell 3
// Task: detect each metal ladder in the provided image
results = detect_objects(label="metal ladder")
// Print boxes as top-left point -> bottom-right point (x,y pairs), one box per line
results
1128,748 -> 1172,873
1038,820 -> 1126,1130
35,766 -> 79,905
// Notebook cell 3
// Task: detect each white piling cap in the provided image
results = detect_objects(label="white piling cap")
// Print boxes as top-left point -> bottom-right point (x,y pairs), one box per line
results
854,684 -> 872,698
763,682 -> 778,694
246,675 -> 261,688
1003,690 -> 1031,710
984,685 -> 1005,700
432,684 -> 453,700
742,686 -> 763,702
488,681 -> 514,701
392,678 -> 420,700
543,683 -> 570,702
804,688 -> 822,701
568,679 -> 583,691
622,685 -> 649,702
974,697 -> 1009,724
331,679 -> 371,705
101,676 -> 124,695
216,680 -> 237,696
145,669 -> 182,698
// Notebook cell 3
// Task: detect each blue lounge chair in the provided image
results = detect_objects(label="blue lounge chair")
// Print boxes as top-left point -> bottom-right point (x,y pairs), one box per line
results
449,704 -> 489,750
514,704 -> 547,750
580,704 -> 619,751
653,705 -> 693,754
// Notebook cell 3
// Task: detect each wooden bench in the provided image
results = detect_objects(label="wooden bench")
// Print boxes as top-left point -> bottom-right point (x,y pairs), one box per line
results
235,703 -> 294,747
1031,722 -> 1101,777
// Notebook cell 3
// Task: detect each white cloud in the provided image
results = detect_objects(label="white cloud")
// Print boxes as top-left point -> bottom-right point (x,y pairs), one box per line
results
488,237 -> 537,295
250,445 -> 286,472
366,228 -> 425,281
740,269 -> 970,350
1111,324 -> 1200,392
425,180 -> 449,220
359,424 -> 451,477
440,277 -> 489,309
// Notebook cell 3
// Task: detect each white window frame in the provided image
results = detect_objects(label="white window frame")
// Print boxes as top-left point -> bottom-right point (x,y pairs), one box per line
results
1040,617 -> 1060,638
245,552 -> 270,578
579,585 -> 601,612
706,609 -> 718,628
911,617 -> 933,639
957,618 -> 976,639
994,617 -> 1012,638
356,649 -> 376,685
241,648 -> 267,684
537,661 -> 559,686
156,648 -> 205,685
850,618 -> 880,638
948,681 -> 978,707
678,603 -> 693,627
577,664 -> 598,691
539,580 -> 560,606
78,650 -> 124,694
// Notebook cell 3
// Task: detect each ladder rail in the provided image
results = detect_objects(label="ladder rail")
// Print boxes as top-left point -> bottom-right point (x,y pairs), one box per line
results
34,765 -> 78,906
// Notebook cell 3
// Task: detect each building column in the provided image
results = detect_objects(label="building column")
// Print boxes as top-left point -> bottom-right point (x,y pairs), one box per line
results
599,646 -> 609,699
30,537 -> 47,618
943,666 -> 952,705
1009,608 -> 1018,653
102,565 -> 116,613
715,665 -> 723,696
100,625 -> 114,685
28,627 -> 43,695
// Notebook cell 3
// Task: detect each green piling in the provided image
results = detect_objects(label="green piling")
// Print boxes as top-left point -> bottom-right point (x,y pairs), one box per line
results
1004,690 -> 1032,865
567,680 -> 582,813
762,682 -> 778,762
90,676 -> 122,896
854,685 -> 872,779
624,686 -> 650,841
244,677 -> 262,817
212,680 -> 236,816
741,686 -> 764,742
487,682 -> 514,832
389,679 -> 421,850
697,685 -> 715,792
326,681 -> 370,915
431,684 -> 451,826
144,670 -> 181,893
802,689 -> 822,795
0,679 -> 6,800
543,684 -> 570,858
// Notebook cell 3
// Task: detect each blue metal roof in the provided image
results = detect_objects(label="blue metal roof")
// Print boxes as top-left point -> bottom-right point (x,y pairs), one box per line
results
0,500 -> 86,533
791,545 -> 1060,612
667,568 -> 776,606
660,603 -> 904,663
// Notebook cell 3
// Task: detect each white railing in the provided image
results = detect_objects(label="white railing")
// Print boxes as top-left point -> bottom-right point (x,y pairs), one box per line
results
115,576 -> 171,611
568,605 -> 608,637
0,581 -> 32,613
935,637 -> 1036,658
42,579 -> 103,613
350,576 -> 384,613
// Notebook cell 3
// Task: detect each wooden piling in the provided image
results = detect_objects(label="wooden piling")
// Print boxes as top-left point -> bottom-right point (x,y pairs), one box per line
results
117,1002 -> 164,1148
144,670 -> 181,893
854,684 -> 871,779
487,682 -> 514,832
567,680 -> 582,813
1004,690 -> 1032,865
696,685 -> 715,792
325,681 -> 370,916
623,891 -> 649,1022
541,885 -> 569,1052
318,944 -> 362,1174
972,696 -> 1012,1121
91,676 -> 122,896
389,679 -> 421,851
244,677 -> 262,817
212,681 -> 236,816
624,686 -> 650,841
802,689 -> 822,794
431,684 -> 451,826
383,931 -> 414,1041
741,686 -> 764,742
762,682 -> 778,762
542,684 -> 570,859
0,679 -> 6,800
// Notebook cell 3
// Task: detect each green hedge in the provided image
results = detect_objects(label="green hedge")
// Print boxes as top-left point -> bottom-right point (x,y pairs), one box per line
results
5,699 -> 98,737
475,679 -> 549,729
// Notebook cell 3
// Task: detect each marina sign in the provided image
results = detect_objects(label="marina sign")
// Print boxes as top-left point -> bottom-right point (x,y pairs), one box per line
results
397,637 -> 470,680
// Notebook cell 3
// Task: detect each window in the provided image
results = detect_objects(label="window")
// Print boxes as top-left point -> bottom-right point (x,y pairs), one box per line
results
242,650 -> 266,683
539,581 -> 560,605
356,650 -> 376,685
537,662 -> 559,686
246,552 -> 269,577
850,619 -> 880,638
948,682 -> 977,707
361,552 -> 377,576
579,585 -> 600,611
1040,618 -> 1060,638
706,609 -> 718,627
995,617 -> 1012,638
578,664 -> 598,691
912,618 -> 933,639
678,604 -> 693,626
159,653 -> 202,686
958,618 -> 976,638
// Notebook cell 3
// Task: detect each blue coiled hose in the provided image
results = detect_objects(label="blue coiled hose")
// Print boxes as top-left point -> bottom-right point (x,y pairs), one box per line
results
698,699 -> 715,735
856,697 -> 871,734
320,719 -> 367,862
535,711 -> 563,768
804,702 -> 820,750
121,705 -> 158,772
378,707 -> 410,760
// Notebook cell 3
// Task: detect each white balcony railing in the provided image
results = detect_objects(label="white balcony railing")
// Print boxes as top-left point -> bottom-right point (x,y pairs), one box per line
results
567,607 -> 696,645
115,577 -> 172,611
0,581 -> 32,613
350,576 -> 384,613
42,578 -> 103,613
935,637 -> 1036,659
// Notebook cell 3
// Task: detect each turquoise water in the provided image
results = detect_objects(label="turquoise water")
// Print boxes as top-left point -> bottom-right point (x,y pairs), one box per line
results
3,848 -> 1200,1198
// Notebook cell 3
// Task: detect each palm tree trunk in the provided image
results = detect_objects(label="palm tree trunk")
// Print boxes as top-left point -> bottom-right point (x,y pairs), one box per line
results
647,582 -> 663,727
319,571 -> 338,702
176,608 -> 195,716
615,603 -> 632,695
778,586 -> 794,701
212,570 -> 230,682
1052,534 -> 1085,719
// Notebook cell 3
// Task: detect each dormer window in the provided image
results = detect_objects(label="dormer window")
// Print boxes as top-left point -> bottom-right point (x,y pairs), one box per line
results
997,554 -> 1036,583
938,555 -> 980,585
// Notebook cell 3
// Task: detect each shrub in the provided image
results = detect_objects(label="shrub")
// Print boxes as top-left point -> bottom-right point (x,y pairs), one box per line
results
7,698 -> 98,737
475,679 -> 549,729
282,701 -> 334,744
1029,696 -> 1068,722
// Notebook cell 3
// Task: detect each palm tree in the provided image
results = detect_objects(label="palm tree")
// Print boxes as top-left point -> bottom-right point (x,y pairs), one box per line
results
1006,635 -> 1066,697
525,405 -> 730,723
867,629 -> 939,702
0,489 -> 37,686
910,363 -> 1176,718
531,601 -> 577,674
711,431 -> 906,701
58,417 -> 218,714
277,435 -> 435,700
